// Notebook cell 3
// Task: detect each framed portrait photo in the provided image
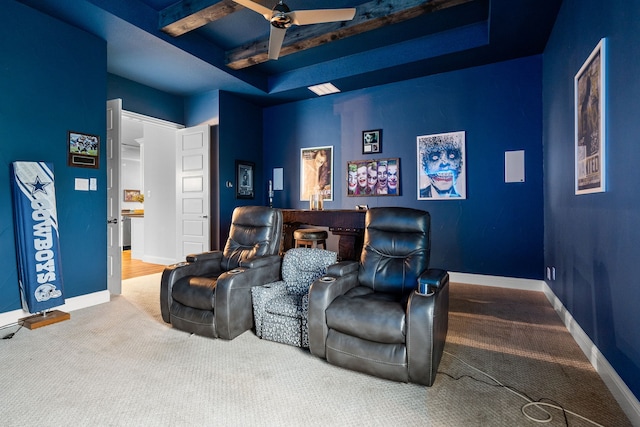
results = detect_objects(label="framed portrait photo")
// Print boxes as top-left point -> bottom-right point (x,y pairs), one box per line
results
416,131 -> 466,200
362,129 -> 382,154
68,131 -> 100,169
300,146 -> 333,202
236,160 -> 255,199
575,38 -> 606,195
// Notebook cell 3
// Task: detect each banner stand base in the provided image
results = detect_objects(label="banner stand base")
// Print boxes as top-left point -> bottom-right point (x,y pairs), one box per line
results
20,310 -> 70,330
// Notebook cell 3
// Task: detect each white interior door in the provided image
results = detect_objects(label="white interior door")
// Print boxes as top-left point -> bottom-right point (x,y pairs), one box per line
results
175,125 -> 210,260
106,99 -> 122,294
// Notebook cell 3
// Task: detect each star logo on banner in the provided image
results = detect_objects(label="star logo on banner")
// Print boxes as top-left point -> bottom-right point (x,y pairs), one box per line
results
28,175 -> 50,195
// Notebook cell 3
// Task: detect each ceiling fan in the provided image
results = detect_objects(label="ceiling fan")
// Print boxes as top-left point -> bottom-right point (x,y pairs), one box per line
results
232,0 -> 356,60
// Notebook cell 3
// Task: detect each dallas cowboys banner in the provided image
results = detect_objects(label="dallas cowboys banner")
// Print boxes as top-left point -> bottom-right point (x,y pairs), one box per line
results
10,161 -> 65,313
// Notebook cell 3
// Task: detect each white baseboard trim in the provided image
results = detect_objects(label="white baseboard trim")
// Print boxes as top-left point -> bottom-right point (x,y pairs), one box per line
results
450,272 -> 640,425
449,272 -> 544,291
0,290 -> 110,329
142,255 -> 176,265
541,282 -> 640,426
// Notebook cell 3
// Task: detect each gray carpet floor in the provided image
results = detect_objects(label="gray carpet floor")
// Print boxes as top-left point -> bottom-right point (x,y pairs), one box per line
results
0,274 -> 631,426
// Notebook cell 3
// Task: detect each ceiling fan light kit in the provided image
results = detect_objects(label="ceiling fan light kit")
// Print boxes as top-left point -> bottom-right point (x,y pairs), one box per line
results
233,0 -> 356,60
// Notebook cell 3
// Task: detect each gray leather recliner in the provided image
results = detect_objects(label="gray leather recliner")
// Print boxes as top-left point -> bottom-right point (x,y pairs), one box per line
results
308,207 -> 449,386
160,206 -> 283,339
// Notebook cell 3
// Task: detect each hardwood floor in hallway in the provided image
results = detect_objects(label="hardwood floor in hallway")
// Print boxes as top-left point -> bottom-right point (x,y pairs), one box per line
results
121,250 -> 167,280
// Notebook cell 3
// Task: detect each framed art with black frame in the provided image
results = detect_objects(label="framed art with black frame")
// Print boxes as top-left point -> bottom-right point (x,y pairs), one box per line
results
236,160 -> 255,199
68,131 -> 100,169
362,129 -> 382,154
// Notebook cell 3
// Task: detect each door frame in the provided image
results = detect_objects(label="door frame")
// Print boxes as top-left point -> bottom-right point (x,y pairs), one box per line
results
107,100 -> 186,293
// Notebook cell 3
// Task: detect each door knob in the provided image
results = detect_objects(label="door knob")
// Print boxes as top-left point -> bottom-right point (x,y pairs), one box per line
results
107,218 -> 118,224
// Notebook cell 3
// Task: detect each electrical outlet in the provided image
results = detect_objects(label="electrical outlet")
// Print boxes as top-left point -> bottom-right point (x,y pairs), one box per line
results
546,266 -> 557,281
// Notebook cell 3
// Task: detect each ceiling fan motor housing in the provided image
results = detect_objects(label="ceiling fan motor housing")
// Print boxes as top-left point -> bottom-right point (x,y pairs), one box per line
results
270,1 -> 292,28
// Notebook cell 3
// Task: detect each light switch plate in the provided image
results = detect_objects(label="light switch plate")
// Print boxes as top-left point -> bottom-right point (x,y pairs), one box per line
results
75,178 -> 89,191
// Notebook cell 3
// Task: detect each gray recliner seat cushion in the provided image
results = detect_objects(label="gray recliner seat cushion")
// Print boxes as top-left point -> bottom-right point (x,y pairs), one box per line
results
326,287 -> 406,344
172,275 -> 219,310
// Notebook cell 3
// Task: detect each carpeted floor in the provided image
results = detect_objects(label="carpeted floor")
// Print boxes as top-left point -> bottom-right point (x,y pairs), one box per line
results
0,275 -> 631,426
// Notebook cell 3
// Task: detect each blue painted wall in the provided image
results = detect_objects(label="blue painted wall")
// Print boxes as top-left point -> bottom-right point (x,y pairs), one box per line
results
218,91 -> 264,248
107,74 -> 185,124
185,89 -> 220,127
263,56 -> 544,279
544,0 -> 640,399
0,1 -> 107,313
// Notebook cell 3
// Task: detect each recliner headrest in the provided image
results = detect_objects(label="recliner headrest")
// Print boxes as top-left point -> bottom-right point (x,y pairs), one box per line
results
358,207 -> 431,295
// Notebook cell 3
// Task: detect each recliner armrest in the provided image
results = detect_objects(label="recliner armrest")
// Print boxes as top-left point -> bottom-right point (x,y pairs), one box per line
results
240,254 -> 282,269
214,256 -> 283,340
418,268 -> 449,293
326,260 -> 359,277
186,250 -> 223,263
407,278 -> 450,386
308,262 -> 359,359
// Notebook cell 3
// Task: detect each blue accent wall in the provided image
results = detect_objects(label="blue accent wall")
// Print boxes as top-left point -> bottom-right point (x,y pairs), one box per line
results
185,89 -> 220,127
263,56 -> 544,279
544,0 -> 640,399
0,1 -> 107,312
107,74 -> 185,124
217,92 -> 264,248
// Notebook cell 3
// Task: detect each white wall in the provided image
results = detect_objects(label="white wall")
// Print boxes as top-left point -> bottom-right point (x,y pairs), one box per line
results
121,145 -> 143,210
142,123 -> 179,265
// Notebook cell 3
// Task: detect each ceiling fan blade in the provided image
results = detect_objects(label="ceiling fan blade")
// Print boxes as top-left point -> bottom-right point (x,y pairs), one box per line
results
232,0 -> 272,21
268,26 -> 287,60
288,8 -> 356,26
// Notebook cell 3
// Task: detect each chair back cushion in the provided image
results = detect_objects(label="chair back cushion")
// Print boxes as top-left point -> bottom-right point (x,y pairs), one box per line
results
222,206 -> 283,270
358,207 -> 430,295
282,248 -> 337,295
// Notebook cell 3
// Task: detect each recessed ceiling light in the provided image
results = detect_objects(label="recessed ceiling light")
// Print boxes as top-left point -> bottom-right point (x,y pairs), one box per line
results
308,82 -> 341,96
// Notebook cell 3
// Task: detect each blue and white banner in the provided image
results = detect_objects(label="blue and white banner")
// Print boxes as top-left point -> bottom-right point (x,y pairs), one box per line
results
11,161 -> 65,313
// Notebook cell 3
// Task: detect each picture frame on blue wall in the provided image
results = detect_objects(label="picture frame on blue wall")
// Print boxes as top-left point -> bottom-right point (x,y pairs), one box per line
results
416,131 -> 466,200
300,146 -> 333,202
362,129 -> 382,154
236,160 -> 255,199
67,131 -> 99,169
575,38 -> 606,195
347,158 -> 400,196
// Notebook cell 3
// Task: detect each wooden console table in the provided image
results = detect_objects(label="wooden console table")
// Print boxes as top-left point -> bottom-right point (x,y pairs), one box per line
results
281,209 -> 366,261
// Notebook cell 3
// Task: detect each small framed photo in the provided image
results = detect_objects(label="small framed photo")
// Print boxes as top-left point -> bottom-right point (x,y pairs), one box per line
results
362,129 -> 382,154
123,189 -> 141,202
236,160 -> 255,199
68,131 -> 99,169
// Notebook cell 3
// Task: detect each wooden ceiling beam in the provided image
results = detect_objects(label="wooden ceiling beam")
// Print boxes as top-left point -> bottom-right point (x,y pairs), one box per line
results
226,0 -> 475,70
160,0 -> 241,37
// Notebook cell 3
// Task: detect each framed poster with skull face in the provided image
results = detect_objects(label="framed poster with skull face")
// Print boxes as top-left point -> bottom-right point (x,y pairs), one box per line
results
416,131 -> 466,200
